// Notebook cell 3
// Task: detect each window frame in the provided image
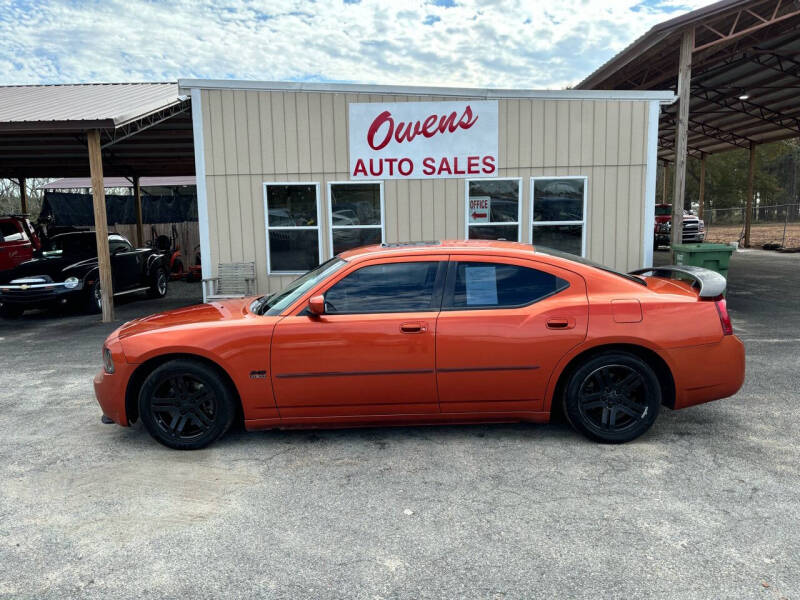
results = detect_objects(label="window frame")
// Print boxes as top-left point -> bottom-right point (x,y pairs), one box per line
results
319,259 -> 448,315
464,177 -> 523,242
263,181 -> 323,275
442,259 -> 570,312
326,180 -> 385,257
530,175 -> 588,257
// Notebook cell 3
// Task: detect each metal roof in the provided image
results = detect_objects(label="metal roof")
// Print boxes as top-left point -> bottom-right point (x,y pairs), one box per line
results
0,82 -> 186,131
577,0 -> 800,161
179,78 -> 675,102
0,83 -> 194,178
40,176 -> 196,190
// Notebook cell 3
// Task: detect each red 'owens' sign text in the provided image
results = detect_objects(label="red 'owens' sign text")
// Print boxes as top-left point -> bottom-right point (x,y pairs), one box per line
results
349,100 -> 498,180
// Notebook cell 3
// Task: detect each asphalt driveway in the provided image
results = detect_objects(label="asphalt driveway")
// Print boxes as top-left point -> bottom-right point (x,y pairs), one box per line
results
1,253 -> 799,599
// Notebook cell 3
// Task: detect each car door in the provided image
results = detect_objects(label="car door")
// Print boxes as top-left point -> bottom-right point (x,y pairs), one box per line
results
270,256 -> 447,420
0,220 -> 32,271
109,236 -> 141,291
435,256 -> 588,414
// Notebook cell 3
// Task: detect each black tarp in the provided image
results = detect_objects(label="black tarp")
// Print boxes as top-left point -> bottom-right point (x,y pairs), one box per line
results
40,192 -> 198,226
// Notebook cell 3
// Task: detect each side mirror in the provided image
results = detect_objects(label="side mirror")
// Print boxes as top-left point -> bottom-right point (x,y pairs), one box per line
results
308,294 -> 326,316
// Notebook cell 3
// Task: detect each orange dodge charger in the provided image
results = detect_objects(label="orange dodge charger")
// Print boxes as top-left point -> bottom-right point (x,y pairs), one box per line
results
94,241 -> 745,449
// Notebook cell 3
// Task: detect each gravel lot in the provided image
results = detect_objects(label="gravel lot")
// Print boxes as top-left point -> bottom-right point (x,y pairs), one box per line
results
1,252 -> 799,599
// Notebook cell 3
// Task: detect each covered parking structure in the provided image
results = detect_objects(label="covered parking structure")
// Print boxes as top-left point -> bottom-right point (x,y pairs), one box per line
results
0,83 -> 195,321
578,0 -> 800,249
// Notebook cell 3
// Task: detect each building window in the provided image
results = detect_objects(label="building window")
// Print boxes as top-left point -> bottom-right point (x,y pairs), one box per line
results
264,182 -> 322,274
465,178 -> 521,241
327,182 -> 384,256
531,176 -> 587,256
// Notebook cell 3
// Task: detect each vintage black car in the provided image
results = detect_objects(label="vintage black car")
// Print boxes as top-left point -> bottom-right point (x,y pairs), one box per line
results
0,231 -> 169,318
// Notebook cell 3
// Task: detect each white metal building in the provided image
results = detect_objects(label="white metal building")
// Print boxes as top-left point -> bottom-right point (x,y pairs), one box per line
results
178,80 -> 674,298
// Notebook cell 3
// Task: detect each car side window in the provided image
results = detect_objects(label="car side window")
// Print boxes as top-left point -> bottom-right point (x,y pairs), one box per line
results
0,221 -> 25,242
445,261 -> 569,310
325,261 -> 443,314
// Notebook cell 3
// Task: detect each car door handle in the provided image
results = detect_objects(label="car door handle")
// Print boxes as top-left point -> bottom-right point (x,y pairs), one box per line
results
546,318 -> 575,330
400,322 -> 427,334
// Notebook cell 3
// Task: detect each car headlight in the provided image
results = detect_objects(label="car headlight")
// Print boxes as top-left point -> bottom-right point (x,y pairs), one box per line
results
103,346 -> 115,374
64,276 -> 80,289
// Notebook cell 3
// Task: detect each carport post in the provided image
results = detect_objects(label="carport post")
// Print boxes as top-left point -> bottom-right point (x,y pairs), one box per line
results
87,130 -> 115,322
671,26 -> 694,256
133,176 -> 144,247
18,178 -> 27,214
698,154 -> 706,220
744,143 -> 756,248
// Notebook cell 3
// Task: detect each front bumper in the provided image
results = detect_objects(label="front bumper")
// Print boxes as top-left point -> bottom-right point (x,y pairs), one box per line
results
0,281 -> 82,308
93,337 -> 133,426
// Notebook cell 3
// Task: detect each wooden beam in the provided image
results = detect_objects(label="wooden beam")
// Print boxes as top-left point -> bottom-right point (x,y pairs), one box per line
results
87,129 -> 115,322
133,176 -> 144,247
672,26 -> 694,255
744,143 -> 757,247
698,154 -> 706,220
18,177 -> 27,214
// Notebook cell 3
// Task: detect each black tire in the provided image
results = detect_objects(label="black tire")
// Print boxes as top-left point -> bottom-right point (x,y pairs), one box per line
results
148,266 -> 168,298
563,352 -> 660,444
86,280 -> 103,314
0,303 -> 24,319
138,359 -> 236,450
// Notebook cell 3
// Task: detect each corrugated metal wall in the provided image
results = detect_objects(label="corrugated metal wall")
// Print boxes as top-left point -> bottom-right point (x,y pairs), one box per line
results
199,88 -> 651,294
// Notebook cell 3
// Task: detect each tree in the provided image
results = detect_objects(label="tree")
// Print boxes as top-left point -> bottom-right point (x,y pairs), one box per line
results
0,178 -> 51,218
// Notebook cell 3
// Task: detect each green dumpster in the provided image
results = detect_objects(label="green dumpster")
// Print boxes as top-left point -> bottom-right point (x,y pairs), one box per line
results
672,243 -> 735,279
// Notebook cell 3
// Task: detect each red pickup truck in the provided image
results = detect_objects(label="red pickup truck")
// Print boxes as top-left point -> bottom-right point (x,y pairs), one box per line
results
654,204 -> 705,249
0,216 -> 42,273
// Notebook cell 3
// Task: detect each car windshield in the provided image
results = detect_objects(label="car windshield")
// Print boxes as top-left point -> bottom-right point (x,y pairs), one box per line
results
254,258 -> 346,316
655,205 -> 672,216
535,246 -> 646,286
43,234 -> 97,257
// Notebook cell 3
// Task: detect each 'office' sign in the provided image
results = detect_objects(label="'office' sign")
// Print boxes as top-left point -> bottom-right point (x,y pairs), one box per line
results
349,100 -> 498,180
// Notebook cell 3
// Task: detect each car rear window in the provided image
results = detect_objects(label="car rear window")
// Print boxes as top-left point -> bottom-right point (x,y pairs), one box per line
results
535,246 -> 646,286
446,262 -> 568,309
0,221 -> 25,242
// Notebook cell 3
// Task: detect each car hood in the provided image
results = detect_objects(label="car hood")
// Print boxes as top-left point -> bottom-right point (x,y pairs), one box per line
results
0,254 -> 96,283
117,297 -> 255,338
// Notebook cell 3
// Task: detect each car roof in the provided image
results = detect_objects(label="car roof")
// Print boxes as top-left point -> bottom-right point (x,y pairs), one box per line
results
338,239 -> 538,261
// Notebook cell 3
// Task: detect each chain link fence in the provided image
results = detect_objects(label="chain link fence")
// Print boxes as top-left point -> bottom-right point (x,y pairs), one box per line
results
703,203 -> 800,249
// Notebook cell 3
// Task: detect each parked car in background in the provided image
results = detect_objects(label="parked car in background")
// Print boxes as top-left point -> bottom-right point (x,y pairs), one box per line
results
0,231 -> 169,318
654,204 -> 705,249
0,215 -> 42,274
94,240 -> 744,450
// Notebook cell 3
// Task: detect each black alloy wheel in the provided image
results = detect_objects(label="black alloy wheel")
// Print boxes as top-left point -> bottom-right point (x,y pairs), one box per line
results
563,352 -> 660,443
138,359 -> 235,450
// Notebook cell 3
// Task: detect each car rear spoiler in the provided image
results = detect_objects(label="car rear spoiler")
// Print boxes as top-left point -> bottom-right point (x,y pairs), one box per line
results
629,265 -> 726,298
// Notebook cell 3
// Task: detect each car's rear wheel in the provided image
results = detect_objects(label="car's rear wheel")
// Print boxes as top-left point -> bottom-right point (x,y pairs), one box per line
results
138,359 -> 235,450
148,267 -> 168,299
563,352 -> 660,443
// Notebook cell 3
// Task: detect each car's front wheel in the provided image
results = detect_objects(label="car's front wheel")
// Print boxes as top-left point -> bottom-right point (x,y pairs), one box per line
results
563,352 -> 660,443
138,359 -> 236,450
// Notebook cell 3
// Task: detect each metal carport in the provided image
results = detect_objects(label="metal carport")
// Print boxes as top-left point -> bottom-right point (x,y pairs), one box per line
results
577,0 -> 800,250
0,83 -> 194,322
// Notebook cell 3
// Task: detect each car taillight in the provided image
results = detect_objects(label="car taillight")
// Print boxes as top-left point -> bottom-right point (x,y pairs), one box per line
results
714,297 -> 733,335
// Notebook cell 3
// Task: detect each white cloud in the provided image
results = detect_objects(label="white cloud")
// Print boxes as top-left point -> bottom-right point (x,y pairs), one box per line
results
0,0 -> 718,88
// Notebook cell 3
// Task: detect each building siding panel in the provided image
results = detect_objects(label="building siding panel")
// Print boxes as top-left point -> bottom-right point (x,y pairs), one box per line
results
197,89 -> 654,293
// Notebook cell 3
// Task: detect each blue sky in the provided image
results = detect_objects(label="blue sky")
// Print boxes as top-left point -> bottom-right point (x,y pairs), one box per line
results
0,0 -> 716,88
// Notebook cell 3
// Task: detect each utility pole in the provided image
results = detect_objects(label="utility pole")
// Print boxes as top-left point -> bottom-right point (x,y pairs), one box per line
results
671,26 -> 694,255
